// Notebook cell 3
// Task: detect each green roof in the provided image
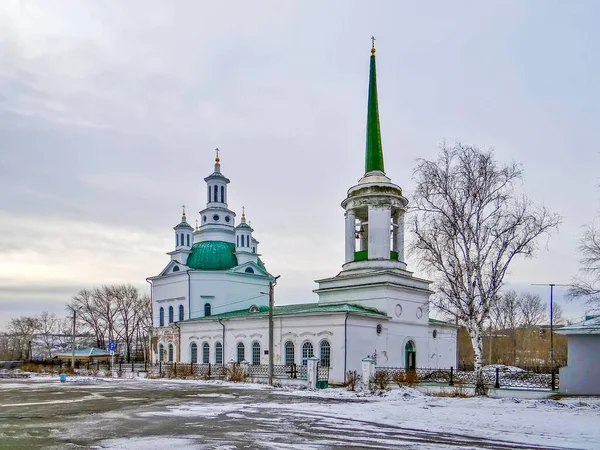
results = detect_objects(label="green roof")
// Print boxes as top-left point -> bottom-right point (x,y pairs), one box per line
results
186,241 -> 237,270
365,48 -> 384,174
183,303 -> 386,322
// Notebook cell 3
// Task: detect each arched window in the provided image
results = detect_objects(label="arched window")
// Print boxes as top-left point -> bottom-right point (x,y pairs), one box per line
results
159,307 -> 164,327
237,342 -> 245,363
253,247 -> 256,253
158,344 -> 164,362
215,342 -> 223,364
202,342 -> 210,364
168,306 -> 174,324
173,265 -> 180,272
168,344 -> 174,362
237,235 -> 239,247
252,342 -> 261,365
176,234 -> 179,247
302,342 -> 314,366
213,185 -> 218,203
180,234 -> 184,246
220,186 -> 224,204
245,267 -> 254,274
246,235 -> 249,247
285,341 -> 295,366
190,343 -> 198,363
320,340 -> 331,367
178,304 -> 184,321
208,185 -> 211,203
204,303 -> 211,317
186,234 -> 190,247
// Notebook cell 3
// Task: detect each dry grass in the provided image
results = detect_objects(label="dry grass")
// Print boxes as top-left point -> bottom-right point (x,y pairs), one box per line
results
227,364 -> 247,382
371,370 -> 390,390
431,380 -> 472,398
344,370 -> 360,391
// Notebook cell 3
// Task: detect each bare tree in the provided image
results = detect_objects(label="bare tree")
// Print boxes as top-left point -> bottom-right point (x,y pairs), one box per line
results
411,143 -> 561,394
69,288 -> 107,348
519,292 -> 546,327
7,316 -> 39,360
552,302 -> 565,326
569,224 -> 600,312
491,290 -> 523,331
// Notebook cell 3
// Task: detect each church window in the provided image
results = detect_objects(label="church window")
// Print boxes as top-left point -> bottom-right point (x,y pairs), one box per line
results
225,215 -> 230,223
302,342 -> 314,366
181,233 -> 184,246
168,344 -> 174,362
213,185 -> 218,202
186,234 -> 190,246
159,307 -> 164,327
176,234 -> 179,247
204,303 -> 211,317
246,235 -> 250,247
168,306 -> 174,324
202,342 -> 210,364
237,342 -> 245,363
285,341 -> 295,366
173,266 -> 180,272
220,186 -> 224,203
213,214 -> 219,221
253,247 -> 256,253
215,342 -> 223,364
252,342 -> 261,365
179,305 -> 184,321
203,216 -> 207,222
245,267 -> 254,274
159,344 -> 164,362
237,235 -> 239,247
190,343 -> 198,363
320,340 -> 331,368
208,185 -> 211,202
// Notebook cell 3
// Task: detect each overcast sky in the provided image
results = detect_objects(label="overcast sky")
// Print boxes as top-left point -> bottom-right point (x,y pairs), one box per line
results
1,1 -> 598,329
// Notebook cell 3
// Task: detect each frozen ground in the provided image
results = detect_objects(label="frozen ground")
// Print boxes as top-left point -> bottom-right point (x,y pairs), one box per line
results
0,376 -> 599,449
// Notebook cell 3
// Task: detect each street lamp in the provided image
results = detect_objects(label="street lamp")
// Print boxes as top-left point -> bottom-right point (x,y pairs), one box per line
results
531,283 -> 569,389
67,306 -> 82,369
261,274 -> 281,386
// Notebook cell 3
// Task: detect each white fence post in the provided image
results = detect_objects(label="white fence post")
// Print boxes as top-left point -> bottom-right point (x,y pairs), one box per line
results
307,357 -> 319,389
362,357 -> 375,390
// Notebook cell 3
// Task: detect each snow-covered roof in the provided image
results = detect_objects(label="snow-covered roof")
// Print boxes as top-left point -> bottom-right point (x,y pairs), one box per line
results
55,347 -> 113,357
554,315 -> 600,335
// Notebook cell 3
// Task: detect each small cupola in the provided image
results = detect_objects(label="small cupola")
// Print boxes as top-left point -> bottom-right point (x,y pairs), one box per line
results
235,207 -> 258,266
174,205 -> 193,250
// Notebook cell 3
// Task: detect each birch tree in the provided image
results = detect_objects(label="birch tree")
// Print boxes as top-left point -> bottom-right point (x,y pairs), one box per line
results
410,143 -> 561,394
569,224 -> 600,312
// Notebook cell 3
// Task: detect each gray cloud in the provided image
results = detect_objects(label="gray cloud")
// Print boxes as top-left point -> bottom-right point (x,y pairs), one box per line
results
1,1 -> 599,329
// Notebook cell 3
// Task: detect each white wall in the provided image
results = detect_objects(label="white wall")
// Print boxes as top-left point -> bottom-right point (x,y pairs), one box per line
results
559,335 -> 600,395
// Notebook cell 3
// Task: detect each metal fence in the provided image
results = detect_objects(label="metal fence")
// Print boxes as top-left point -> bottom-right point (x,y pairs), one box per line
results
374,366 -> 558,390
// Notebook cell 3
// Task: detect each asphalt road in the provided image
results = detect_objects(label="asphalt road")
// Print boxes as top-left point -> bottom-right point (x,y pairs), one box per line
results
0,379 -> 571,450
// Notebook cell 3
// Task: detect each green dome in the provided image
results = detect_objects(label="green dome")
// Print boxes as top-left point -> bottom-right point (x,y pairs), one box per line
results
186,241 -> 237,270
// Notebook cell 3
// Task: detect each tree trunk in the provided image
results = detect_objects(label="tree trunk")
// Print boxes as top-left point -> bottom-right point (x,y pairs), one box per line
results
468,324 -> 488,396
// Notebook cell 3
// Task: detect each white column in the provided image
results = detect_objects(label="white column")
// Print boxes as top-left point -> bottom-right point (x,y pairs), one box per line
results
398,214 -> 405,262
362,356 -> 375,391
344,210 -> 356,263
368,207 -> 391,260
307,357 -> 319,389
391,214 -> 399,252
360,223 -> 368,252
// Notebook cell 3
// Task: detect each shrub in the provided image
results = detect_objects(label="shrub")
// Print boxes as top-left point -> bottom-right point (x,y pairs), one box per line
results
392,371 -> 405,387
404,370 -> 418,386
344,370 -> 361,391
371,370 -> 390,390
227,364 -> 247,382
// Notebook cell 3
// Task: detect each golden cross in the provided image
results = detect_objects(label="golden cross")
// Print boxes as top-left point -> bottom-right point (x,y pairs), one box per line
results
215,148 -> 220,159
242,206 -> 245,215
371,36 -> 377,49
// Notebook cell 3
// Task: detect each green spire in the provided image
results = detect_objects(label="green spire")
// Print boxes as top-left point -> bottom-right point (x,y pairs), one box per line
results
365,39 -> 384,174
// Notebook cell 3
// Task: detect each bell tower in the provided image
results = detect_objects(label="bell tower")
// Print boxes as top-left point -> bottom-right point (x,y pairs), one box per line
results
315,39 -> 432,320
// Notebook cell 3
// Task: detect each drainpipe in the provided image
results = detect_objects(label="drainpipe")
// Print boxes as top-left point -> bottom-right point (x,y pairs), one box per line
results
173,322 -> 181,363
145,278 -> 153,363
344,312 -> 349,383
219,319 -> 225,362
186,270 -> 191,320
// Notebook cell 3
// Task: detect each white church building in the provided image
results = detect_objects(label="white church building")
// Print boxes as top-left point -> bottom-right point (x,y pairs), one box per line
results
148,44 -> 457,384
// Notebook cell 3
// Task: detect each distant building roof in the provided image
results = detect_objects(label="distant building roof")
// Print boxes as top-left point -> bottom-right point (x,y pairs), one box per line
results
55,347 -> 113,358
554,315 -> 600,335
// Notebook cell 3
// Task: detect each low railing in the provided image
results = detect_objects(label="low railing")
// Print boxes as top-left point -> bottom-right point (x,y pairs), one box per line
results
374,366 -> 558,390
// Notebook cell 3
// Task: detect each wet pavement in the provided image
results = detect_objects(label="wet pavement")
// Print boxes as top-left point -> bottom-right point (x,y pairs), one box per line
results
0,379 -> 574,449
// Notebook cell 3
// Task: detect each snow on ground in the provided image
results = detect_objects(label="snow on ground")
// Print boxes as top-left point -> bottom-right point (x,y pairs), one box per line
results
3,375 -> 600,449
